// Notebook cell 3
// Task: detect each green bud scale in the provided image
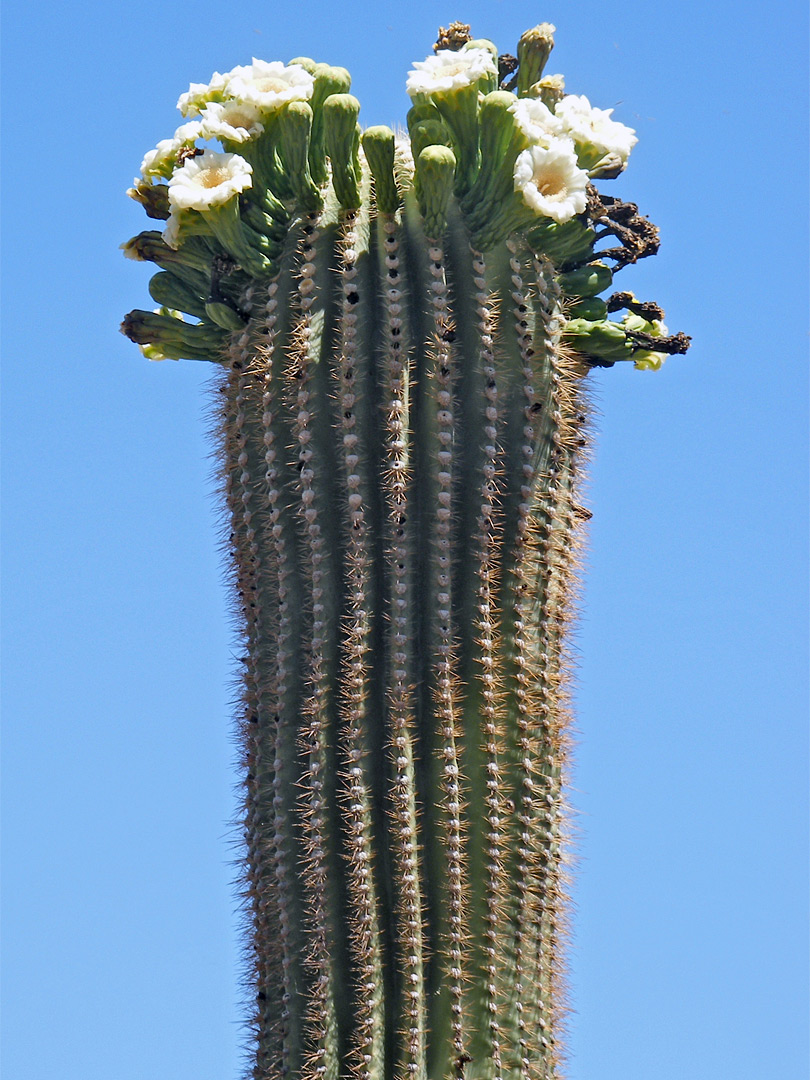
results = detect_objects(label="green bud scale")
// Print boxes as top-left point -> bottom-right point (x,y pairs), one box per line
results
122,20 -> 688,1080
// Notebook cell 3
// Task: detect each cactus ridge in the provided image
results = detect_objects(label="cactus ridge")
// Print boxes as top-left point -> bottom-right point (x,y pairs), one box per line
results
122,22 -> 688,1080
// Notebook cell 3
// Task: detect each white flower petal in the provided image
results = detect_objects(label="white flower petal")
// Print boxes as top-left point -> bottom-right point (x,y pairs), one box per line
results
167,149 -> 253,212
406,48 -> 496,97
177,71 -> 231,117
198,100 -> 265,143
513,140 -> 589,224
555,94 -> 638,164
141,122 -> 202,180
227,60 -> 314,111
509,97 -> 564,145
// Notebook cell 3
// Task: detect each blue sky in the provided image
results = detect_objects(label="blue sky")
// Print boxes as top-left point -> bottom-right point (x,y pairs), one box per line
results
2,1 -> 808,1078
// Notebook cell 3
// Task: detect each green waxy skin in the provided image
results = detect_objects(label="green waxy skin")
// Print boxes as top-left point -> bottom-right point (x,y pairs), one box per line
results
122,21 -> 687,1080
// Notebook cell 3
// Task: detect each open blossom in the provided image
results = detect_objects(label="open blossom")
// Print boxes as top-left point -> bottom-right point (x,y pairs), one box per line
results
168,149 -> 253,212
226,60 -> 314,111
555,94 -> 638,165
513,139 -> 589,223
509,96 -> 564,145
177,71 -> 231,117
198,100 -> 265,143
141,122 -> 202,180
406,47 -> 496,97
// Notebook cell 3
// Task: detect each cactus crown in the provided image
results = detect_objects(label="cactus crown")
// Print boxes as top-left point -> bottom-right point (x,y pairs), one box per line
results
122,20 -> 688,1080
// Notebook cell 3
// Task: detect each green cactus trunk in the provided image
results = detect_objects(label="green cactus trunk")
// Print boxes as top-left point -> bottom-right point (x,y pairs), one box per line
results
122,20 -> 688,1080
218,185 -> 585,1080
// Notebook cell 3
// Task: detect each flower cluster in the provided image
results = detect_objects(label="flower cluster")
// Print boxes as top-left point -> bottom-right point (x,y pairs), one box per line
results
131,59 -> 316,249
123,24 -> 685,371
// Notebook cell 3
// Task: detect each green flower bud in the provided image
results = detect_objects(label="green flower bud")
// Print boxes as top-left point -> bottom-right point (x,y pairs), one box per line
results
361,126 -> 399,214
529,218 -> 597,265
205,299 -> 249,331
309,64 -> 353,184
127,179 -> 170,220
323,93 -> 362,209
288,56 -> 318,74
461,91 -> 527,224
415,144 -> 456,238
148,270 -> 206,319
121,308 -> 228,362
517,24 -> 556,97
409,117 -> 453,162
122,231 -> 213,295
407,101 -> 438,135
562,317 -> 633,366
557,262 -> 613,298
278,101 -> 322,211
568,296 -> 608,321
198,198 -> 271,277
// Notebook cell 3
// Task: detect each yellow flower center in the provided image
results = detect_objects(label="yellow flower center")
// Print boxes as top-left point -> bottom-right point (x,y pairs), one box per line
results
533,166 -> 566,198
200,167 -> 230,188
255,76 -> 291,95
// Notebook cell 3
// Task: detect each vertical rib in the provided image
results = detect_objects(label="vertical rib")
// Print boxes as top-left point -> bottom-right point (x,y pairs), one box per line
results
256,276 -> 297,1078
382,212 -> 427,1080
223,296 -> 286,1077
335,207 -> 385,1079
291,214 -> 339,1080
470,246 -> 505,1080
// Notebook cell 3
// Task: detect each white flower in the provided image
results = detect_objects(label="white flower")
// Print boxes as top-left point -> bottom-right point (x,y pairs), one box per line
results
555,94 -> 638,165
406,47 -> 497,97
226,60 -> 314,111
168,149 -> 253,211
177,71 -> 231,117
141,122 -> 202,179
198,100 -> 265,143
509,97 -> 564,145
513,140 -> 589,223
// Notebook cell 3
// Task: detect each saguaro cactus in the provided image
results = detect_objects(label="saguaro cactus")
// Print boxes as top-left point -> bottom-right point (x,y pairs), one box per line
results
122,21 -> 688,1080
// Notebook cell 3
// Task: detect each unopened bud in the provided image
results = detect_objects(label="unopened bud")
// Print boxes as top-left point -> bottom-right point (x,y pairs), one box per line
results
415,144 -> 456,238
517,24 -> 556,96
323,94 -> 362,208
361,126 -> 399,214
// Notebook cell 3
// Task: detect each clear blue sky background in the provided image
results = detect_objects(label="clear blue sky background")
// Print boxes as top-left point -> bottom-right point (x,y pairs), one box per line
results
2,1 -> 807,1077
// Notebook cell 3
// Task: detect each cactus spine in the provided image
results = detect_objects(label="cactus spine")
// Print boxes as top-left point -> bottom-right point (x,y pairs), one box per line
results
122,20 -> 688,1080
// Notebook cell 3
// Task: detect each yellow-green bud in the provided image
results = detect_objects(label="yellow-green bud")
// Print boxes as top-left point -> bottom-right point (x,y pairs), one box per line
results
415,144 -> 456,238
517,23 -> 556,97
278,101 -> 322,210
323,94 -> 362,209
531,73 -> 565,110
309,64 -> 353,184
361,126 -> 399,214
288,56 -> 318,74
562,318 -> 633,365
